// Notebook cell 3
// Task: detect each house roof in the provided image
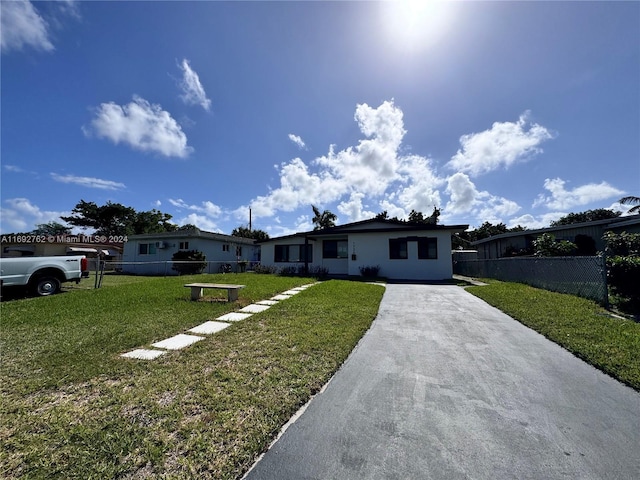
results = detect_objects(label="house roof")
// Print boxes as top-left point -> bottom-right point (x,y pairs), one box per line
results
128,229 -> 257,245
258,218 -> 469,243
471,214 -> 640,246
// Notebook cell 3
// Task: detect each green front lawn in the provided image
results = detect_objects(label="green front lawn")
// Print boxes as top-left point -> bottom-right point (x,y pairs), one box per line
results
1,274 -> 385,479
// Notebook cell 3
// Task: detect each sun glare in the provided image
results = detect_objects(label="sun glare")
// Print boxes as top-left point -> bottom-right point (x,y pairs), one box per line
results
380,0 -> 458,53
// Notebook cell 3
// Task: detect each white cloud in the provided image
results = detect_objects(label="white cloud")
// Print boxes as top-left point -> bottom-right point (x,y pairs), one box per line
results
239,100 -> 448,225
85,96 -> 192,158
476,197 -> 521,225
445,172 -> 478,214
175,213 -> 221,232
168,198 -> 224,231
1,0 -> 54,53
169,198 -> 222,217
533,177 -> 625,210
507,212 -> 567,230
396,155 -> 443,213
447,111 -> 554,177
0,198 -> 68,233
178,59 -> 211,111
443,172 -> 521,226
4,165 -> 26,173
288,134 -> 306,149
50,173 -> 125,190
337,192 -> 375,223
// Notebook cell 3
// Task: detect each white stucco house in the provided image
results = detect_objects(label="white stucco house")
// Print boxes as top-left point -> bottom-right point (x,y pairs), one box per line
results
121,228 -> 259,275
258,218 -> 469,281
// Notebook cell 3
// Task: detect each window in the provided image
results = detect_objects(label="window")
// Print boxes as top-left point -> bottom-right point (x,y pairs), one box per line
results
222,244 -> 230,252
236,246 -> 242,257
418,237 -> 438,259
389,238 -> 408,259
322,240 -> 348,259
274,244 -> 312,263
138,243 -> 157,255
179,241 -> 189,250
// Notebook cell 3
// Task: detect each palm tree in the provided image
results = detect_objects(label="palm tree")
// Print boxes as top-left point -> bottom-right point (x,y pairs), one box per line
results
619,196 -> 640,214
311,205 -> 337,230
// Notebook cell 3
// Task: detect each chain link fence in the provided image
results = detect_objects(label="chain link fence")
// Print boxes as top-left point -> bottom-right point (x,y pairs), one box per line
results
104,260 -> 259,276
454,256 -> 608,305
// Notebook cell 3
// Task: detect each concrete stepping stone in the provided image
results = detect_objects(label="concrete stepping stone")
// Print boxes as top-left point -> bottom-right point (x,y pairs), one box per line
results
256,300 -> 279,306
188,321 -> 231,335
217,312 -> 253,322
152,334 -> 204,350
240,304 -> 271,313
121,349 -> 167,360
271,294 -> 292,301
282,290 -> 301,295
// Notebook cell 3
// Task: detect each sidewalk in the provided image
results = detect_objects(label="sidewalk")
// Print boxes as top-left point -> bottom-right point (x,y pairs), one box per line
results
245,284 -> 640,479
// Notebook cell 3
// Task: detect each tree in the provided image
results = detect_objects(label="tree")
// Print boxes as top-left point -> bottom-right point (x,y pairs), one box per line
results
232,226 -> 270,241
131,209 -> 177,234
453,222 -> 526,250
60,200 -> 177,236
31,221 -> 71,236
407,210 -> 425,223
533,233 -> 577,257
550,209 -> 621,226
619,196 -> 640,214
407,207 -> 440,225
178,224 -> 200,232
375,211 -> 389,220
311,205 -> 337,230
604,231 -> 640,313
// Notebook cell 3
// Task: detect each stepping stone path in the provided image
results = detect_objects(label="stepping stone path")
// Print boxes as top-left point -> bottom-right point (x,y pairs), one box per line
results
121,283 -> 319,360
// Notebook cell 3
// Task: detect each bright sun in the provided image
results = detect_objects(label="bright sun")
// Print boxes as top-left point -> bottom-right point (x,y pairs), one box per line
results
380,0 -> 458,53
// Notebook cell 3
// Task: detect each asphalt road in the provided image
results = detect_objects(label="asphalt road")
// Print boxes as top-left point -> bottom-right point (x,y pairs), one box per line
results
245,284 -> 640,480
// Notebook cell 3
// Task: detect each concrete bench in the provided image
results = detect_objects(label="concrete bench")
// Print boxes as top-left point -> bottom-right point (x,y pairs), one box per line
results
184,283 -> 245,302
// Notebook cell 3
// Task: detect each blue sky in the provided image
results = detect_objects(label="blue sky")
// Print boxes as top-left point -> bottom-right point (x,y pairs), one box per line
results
1,0 -> 638,237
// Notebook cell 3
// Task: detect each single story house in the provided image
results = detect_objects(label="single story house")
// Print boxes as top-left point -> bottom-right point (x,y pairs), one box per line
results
121,228 -> 259,275
258,218 -> 469,281
472,214 -> 640,259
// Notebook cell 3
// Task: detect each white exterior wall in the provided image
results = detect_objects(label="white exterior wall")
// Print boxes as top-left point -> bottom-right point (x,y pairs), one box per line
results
122,237 -> 258,275
260,229 -> 454,281
348,231 -> 453,280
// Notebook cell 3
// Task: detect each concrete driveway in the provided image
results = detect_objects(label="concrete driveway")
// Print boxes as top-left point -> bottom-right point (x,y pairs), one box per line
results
245,284 -> 639,480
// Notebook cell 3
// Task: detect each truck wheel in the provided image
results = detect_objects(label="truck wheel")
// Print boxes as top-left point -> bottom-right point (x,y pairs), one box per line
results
31,276 -> 61,296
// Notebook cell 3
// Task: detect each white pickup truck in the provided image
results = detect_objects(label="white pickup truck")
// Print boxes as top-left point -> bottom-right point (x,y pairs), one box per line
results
0,255 -> 89,296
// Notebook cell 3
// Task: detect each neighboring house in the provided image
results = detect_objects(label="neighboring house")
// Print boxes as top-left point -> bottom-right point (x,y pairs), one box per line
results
472,214 -> 640,260
0,235 -> 123,270
121,228 -> 259,275
258,218 -> 468,281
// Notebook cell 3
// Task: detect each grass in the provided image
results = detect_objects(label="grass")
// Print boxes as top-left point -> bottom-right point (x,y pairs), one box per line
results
466,280 -> 640,391
0,274 -> 385,479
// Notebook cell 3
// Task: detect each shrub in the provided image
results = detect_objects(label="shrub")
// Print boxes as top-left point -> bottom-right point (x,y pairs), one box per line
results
603,231 -> 640,257
308,266 -> 329,279
278,265 -> 300,276
607,256 -> 640,298
253,263 -> 278,274
604,231 -> 640,314
171,250 -> 206,275
533,233 -> 577,257
359,265 -> 381,277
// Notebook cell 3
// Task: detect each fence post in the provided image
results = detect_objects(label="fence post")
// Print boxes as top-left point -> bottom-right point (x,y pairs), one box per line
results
600,254 -> 609,308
